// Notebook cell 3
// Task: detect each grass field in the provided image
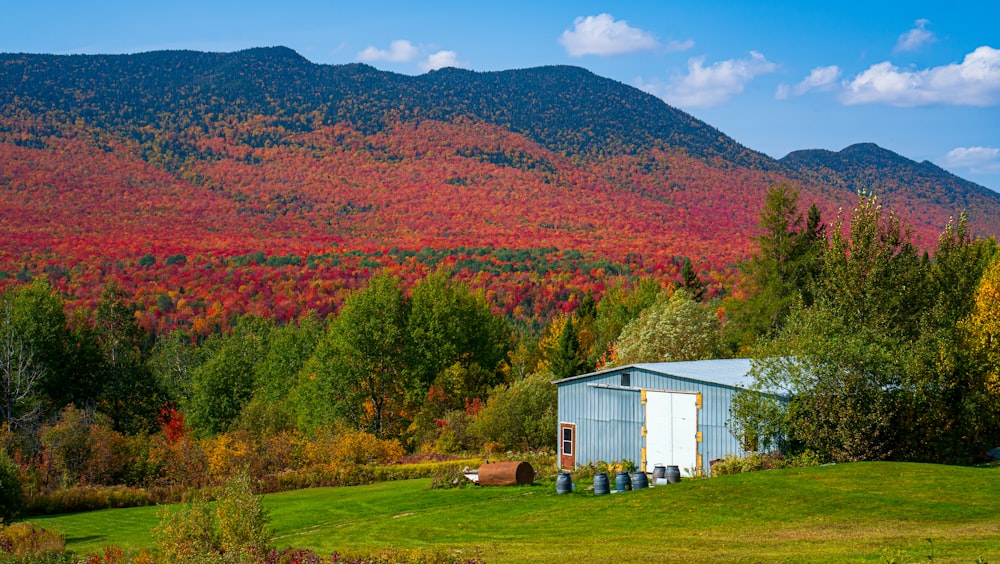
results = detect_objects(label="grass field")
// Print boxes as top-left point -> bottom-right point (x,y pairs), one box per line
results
26,462 -> 1000,562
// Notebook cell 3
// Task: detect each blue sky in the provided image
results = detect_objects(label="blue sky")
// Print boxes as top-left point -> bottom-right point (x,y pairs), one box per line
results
5,1 -> 1000,191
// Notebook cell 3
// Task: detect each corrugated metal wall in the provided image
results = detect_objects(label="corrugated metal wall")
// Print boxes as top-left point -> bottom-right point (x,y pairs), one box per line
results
557,367 -> 747,476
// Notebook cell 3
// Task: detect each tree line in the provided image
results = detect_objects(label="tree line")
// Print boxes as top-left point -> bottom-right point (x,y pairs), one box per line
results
728,185 -> 1000,464
1,183 -> 998,509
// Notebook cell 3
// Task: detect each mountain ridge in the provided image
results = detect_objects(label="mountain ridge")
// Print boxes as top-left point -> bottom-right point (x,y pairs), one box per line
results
1,46 -> 998,331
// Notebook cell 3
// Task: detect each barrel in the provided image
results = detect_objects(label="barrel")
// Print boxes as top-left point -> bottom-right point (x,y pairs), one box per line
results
666,465 -> 681,484
652,465 -> 666,480
556,472 -> 573,494
593,472 -> 610,495
631,471 -> 649,490
615,471 -> 632,492
477,461 -> 535,486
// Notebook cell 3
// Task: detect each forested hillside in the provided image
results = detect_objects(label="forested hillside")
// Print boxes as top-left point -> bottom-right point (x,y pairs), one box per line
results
3,47 -> 998,336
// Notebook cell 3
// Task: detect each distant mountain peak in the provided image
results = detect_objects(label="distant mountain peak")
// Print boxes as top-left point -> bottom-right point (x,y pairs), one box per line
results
780,142 -> 1000,232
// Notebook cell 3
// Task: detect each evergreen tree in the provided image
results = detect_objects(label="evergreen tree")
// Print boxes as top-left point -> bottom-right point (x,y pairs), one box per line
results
724,183 -> 824,351
677,258 -> 706,302
549,318 -> 586,380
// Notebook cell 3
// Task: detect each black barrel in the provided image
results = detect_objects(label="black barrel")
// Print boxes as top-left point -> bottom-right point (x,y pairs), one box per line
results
615,471 -> 632,492
593,472 -> 610,495
556,472 -> 573,494
631,471 -> 649,489
652,465 -> 666,480
666,465 -> 681,483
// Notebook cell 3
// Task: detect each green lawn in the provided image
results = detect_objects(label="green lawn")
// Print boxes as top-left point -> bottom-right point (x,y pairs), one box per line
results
27,462 -> 1000,562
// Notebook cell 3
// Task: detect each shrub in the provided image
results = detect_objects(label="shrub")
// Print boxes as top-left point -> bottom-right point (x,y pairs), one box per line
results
216,472 -> 271,561
0,522 -> 66,558
0,451 -> 23,523
39,405 -> 92,486
711,451 -> 822,476
23,485 -> 153,515
202,432 -> 256,481
148,434 -> 208,489
469,372 -> 556,451
304,429 -> 403,469
153,493 -> 220,563
154,471 -> 271,564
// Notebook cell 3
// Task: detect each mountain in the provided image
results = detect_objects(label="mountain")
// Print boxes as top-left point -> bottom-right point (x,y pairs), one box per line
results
0,47 -> 996,331
782,143 -> 1000,230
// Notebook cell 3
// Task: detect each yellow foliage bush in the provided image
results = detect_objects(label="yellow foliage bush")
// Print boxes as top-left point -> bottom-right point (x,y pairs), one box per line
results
201,431 -> 255,480
304,428 -> 403,469
0,522 -> 65,557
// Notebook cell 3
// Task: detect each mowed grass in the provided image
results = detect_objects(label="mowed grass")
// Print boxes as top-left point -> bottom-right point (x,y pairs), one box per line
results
27,462 -> 1000,562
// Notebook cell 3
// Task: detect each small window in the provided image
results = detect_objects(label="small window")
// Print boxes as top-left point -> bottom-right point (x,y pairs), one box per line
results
562,427 -> 573,455
621,373 -> 630,387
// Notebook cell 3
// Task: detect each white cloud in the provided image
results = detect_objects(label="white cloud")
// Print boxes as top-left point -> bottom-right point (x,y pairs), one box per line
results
774,83 -> 790,100
357,40 -> 419,63
420,50 -> 462,72
560,13 -> 658,56
945,146 -> 1000,173
894,19 -> 936,53
841,46 -> 1000,106
637,51 -> 778,108
793,65 -> 842,95
665,39 -> 695,53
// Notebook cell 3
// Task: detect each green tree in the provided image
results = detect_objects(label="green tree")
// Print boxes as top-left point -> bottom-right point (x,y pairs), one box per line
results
611,289 -> 720,365
723,183 -> 824,351
0,451 -> 23,524
186,317 -> 271,436
956,248 -> 1000,451
741,193 -> 935,462
901,215 -> 998,461
407,270 -> 510,400
814,194 -> 926,342
0,279 -> 72,410
297,275 -> 411,437
548,318 -> 586,380
148,328 -> 208,406
677,258 -> 706,302
235,316 -> 322,438
591,278 -> 659,365
470,372 -> 557,451
94,283 -> 163,434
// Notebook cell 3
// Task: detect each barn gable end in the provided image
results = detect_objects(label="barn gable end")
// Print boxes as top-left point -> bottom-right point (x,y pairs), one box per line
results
553,359 -> 755,476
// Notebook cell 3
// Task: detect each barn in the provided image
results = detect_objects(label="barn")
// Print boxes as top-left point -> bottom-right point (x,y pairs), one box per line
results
554,359 -> 764,477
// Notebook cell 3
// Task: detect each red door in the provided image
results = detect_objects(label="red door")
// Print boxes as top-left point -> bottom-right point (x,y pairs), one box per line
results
559,423 -> 576,470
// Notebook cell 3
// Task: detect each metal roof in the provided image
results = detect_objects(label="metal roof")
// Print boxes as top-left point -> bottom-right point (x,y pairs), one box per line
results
553,358 -> 755,389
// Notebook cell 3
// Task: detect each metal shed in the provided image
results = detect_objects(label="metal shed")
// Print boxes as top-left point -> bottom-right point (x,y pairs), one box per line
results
553,359 -> 757,477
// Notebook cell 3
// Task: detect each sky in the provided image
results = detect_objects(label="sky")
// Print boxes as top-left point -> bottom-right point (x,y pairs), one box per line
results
4,1 -> 1000,191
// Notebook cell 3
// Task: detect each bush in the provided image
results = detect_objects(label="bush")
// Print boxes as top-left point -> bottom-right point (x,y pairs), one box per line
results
711,451 -> 822,476
0,522 -> 66,558
23,485 -> 153,516
153,493 -> 220,563
0,452 -> 23,523
154,471 -> 271,564
469,372 -> 556,451
304,429 -> 403,469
